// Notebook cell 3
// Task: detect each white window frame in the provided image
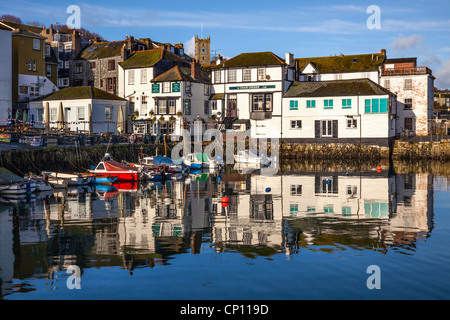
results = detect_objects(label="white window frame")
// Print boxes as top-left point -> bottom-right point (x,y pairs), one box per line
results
290,120 -> 302,130
105,107 -> 112,120
257,68 -> 266,81
50,108 -> 57,122
346,118 -> 358,129
163,82 -> 171,93
77,107 -> 85,121
140,69 -> 147,84
228,69 -> 237,83
290,185 -> 302,196
128,70 -> 135,85
46,65 -> 52,77
214,70 -> 221,84
243,69 -> 252,82
33,39 -> 40,50
404,79 -> 412,91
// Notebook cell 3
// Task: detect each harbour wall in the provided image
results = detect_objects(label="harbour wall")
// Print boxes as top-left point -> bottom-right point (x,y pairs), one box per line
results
0,139 -> 449,176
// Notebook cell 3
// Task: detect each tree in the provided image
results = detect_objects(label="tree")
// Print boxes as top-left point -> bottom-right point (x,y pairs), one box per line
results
54,24 -> 103,40
0,14 -> 23,24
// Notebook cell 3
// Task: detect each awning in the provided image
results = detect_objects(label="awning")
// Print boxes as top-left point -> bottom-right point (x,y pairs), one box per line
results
210,94 -> 224,100
233,119 -> 250,125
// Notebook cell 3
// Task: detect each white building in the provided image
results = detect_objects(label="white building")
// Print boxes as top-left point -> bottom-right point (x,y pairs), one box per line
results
282,79 -> 397,146
118,49 -> 191,135
381,58 -> 435,136
150,62 -> 212,137
0,25 -> 12,122
295,50 -> 386,84
294,49 -> 435,137
209,51 -> 296,139
29,86 -> 127,134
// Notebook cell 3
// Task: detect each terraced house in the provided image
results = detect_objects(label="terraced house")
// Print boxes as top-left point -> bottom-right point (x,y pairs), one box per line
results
150,61 -> 212,137
294,49 -> 435,137
283,79 -> 397,146
208,51 -> 296,139
70,36 -> 149,96
118,48 -> 191,135
7,27 -> 58,115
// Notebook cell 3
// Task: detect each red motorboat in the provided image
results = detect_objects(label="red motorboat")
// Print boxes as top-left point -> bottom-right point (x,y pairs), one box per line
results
90,154 -> 140,182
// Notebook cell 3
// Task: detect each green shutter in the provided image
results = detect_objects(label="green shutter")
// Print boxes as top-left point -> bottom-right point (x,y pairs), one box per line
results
365,99 -> 371,113
329,99 -> 333,107
372,99 -> 380,113
306,100 -> 310,108
342,99 -> 346,107
380,98 -> 388,113
312,100 -> 316,107
324,100 -> 328,107
290,100 -> 298,110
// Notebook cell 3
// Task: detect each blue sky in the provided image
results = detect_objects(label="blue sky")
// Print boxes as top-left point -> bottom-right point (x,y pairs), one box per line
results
2,0 -> 450,88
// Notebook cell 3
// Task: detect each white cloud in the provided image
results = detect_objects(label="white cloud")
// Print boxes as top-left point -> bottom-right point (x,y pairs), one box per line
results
391,34 -> 425,51
184,36 -> 195,57
436,59 -> 450,89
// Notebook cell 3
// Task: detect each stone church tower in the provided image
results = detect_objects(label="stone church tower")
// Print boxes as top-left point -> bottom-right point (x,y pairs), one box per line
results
194,35 -> 210,66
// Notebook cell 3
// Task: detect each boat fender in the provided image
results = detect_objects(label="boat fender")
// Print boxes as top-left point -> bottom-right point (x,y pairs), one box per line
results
129,133 -> 137,144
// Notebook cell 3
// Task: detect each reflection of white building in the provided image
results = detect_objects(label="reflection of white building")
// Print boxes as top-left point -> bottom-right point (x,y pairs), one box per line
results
211,174 -> 284,254
279,173 -> 395,220
0,206 -> 14,297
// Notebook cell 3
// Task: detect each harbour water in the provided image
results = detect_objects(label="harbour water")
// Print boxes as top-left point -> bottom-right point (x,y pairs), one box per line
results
1,163 -> 449,300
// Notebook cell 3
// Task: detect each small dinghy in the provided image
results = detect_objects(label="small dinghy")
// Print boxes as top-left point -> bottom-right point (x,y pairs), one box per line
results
0,168 -> 36,195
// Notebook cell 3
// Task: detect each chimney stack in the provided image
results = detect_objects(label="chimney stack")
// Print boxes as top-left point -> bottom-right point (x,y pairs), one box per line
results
381,49 -> 386,56
285,52 -> 294,67
191,59 -> 201,80
121,44 -> 128,60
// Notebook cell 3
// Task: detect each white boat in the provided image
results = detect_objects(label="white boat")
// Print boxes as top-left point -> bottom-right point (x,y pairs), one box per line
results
0,179 -> 36,195
182,153 -> 224,171
31,176 -> 54,192
0,168 -> 36,195
234,149 -> 272,166
42,172 -> 93,186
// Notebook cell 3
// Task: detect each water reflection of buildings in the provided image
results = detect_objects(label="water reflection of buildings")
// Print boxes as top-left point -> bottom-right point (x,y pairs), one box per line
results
278,171 -> 434,255
0,170 -> 436,297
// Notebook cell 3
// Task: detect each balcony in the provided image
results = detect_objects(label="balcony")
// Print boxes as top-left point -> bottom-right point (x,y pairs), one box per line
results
250,111 -> 272,120
382,67 -> 433,76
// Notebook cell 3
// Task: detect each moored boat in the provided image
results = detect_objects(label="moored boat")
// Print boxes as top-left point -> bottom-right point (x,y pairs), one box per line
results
0,168 -> 36,195
89,154 -> 141,182
234,149 -> 272,167
42,172 -> 93,186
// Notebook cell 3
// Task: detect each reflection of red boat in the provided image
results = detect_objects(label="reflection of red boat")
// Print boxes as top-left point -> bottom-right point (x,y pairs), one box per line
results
113,182 -> 139,192
90,154 -> 140,182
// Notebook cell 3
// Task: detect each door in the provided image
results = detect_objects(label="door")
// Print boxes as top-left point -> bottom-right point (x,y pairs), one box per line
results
64,108 -> 71,130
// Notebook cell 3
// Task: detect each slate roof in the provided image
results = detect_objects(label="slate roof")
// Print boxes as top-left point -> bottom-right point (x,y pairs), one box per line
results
36,87 -> 126,101
295,53 -> 385,74
211,52 -> 285,69
119,49 -> 184,69
78,41 -> 128,60
0,21 -> 45,34
151,65 -> 210,83
284,79 -> 394,98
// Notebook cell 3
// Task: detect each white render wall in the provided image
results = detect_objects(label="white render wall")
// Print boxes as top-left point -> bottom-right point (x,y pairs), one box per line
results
29,98 -> 126,134
282,95 -> 396,139
299,70 -> 380,84
0,29 -> 12,121
18,74 -> 58,102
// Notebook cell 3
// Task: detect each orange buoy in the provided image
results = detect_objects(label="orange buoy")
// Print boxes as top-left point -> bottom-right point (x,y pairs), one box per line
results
221,197 -> 229,203
377,166 -> 382,173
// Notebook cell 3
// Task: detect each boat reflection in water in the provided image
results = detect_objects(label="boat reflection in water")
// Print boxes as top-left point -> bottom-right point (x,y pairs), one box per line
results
0,167 -> 437,298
